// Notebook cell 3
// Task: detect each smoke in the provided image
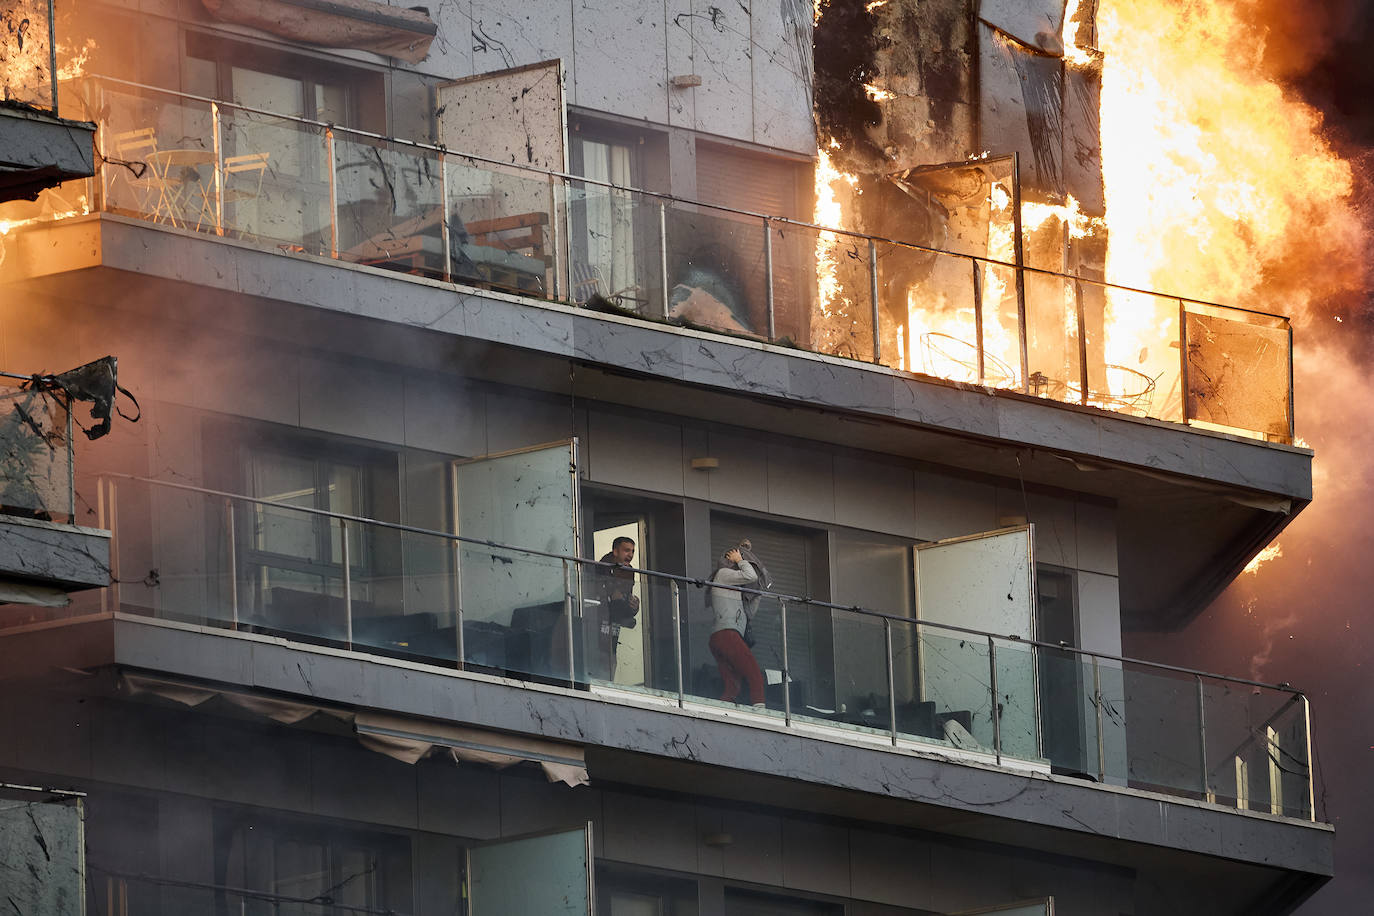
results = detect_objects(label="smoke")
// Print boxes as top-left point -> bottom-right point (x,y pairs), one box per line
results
1120,1 -> 1374,909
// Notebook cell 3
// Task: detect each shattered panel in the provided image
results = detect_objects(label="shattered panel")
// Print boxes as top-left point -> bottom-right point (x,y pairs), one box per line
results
0,797 -> 84,913
0,0 -> 54,110
978,0 -> 1066,52
978,22 -> 1064,196
1062,63 -> 1104,213
1185,310 -> 1291,440
437,59 -> 566,171
752,0 -> 816,154
0,383 -> 71,520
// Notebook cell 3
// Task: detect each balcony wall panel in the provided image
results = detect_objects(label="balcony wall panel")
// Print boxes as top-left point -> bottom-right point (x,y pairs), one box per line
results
781,818 -> 852,899
401,372 -> 487,457
702,429 -> 770,513
417,759 -> 501,836
834,454 -> 918,539
766,441 -> 836,523
587,408 -> 686,496
309,734 -> 420,828
1076,501 -> 1119,576
602,788 -> 698,870
719,807 -> 785,886
571,0 -> 669,125
299,355 -> 406,444
913,471 -> 999,542
483,389 -> 573,454
847,827 -> 933,910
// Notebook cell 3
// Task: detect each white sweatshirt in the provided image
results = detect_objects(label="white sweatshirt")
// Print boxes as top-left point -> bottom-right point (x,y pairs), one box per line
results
709,561 -> 758,635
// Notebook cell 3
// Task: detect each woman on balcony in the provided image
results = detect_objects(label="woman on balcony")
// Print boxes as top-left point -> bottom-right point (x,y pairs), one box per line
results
708,546 -> 766,708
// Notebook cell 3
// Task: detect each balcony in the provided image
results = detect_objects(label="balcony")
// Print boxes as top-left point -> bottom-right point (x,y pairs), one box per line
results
0,75 -> 1294,443
46,469 -> 1312,821
0,371 -> 110,607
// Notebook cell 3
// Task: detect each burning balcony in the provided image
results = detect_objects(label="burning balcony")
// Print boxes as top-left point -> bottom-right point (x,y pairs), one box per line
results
16,461 -> 1310,820
0,368 -> 110,609
0,75 -> 1297,444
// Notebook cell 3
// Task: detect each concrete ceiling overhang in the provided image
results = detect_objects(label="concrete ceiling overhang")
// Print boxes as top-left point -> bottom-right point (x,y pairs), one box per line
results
0,216 -> 1312,630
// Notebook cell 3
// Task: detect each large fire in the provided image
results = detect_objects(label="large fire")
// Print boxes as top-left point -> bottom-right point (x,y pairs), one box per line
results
811,0 -> 1363,430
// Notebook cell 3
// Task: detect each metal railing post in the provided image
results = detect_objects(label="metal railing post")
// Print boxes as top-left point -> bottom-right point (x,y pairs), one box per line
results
326,127 -> 339,258
988,635 -> 1001,765
869,238 -> 882,364
658,202 -> 670,320
340,518 -> 352,648
563,177 -> 576,303
1075,278 -> 1089,405
108,479 -> 120,613
211,101 -> 225,235
764,217 -> 776,340
972,257 -> 985,384
1011,152 -> 1029,393
65,406 -> 74,523
779,598 -> 792,726
1094,657 -> 1106,782
1302,695 -> 1315,820
225,498 -> 238,628
564,559 -> 576,687
547,172 -> 560,298
1196,675 -> 1211,801
97,477 -> 108,613
454,539 -> 465,671
440,155 -> 453,282
46,0 -> 58,117
671,581 -> 684,708
885,618 -> 898,746
1287,323 -> 1296,443
1178,300 -> 1190,423
96,83 -> 109,212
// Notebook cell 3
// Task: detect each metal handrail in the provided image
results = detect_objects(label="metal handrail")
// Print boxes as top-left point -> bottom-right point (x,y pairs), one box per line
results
78,74 -> 1291,323
98,472 -> 1304,697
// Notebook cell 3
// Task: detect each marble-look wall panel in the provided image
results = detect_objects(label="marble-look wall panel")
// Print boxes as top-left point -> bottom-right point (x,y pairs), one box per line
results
571,0 -> 670,125
683,0 -> 755,141
750,0 -> 816,153
1024,490 -> 1078,569
483,389 -> 574,454
467,0 -> 575,100
1078,570 -> 1122,657
415,0 -> 474,81
665,0 -> 698,130
719,807 -> 784,885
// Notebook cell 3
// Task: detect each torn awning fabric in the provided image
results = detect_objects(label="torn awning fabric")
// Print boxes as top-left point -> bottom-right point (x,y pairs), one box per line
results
200,0 -> 437,63
354,711 -> 590,787
118,672 -> 590,787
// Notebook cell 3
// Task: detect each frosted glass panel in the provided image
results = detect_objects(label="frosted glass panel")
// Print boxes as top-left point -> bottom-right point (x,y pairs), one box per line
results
915,527 -> 1036,756
0,797 -> 84,913
468,826 -> 591,915
455,443 -> 577,626
915,527 -> 1033,637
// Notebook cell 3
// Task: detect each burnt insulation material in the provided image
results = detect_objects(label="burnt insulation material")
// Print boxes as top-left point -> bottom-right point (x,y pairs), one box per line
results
813,0 -> 883,156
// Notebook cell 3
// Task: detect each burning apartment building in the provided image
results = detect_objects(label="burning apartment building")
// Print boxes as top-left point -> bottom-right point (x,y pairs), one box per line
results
0,0 -> 1339,913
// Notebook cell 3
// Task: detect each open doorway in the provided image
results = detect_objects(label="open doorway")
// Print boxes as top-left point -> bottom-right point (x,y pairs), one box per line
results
592,518 -> 648,687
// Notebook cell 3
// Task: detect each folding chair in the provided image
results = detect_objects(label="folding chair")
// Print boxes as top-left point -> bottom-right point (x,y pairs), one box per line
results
199,151 -> 270,237
108,127 -> 161,216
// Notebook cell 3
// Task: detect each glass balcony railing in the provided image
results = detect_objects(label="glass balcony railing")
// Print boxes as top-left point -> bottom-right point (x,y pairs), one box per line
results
0,75 -> 1297,443
0,372 -> 74,523
71,473 -> 1315,820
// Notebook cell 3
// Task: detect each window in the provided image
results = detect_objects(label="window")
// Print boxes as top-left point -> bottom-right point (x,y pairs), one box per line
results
245,448 -> 366,605
212,809 -> 412,915
570,121 -> 652,309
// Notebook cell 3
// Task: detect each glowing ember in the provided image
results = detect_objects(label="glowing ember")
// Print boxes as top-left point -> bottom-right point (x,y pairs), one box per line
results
863,83 -> 895,102
1243,543 -> 1283,576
